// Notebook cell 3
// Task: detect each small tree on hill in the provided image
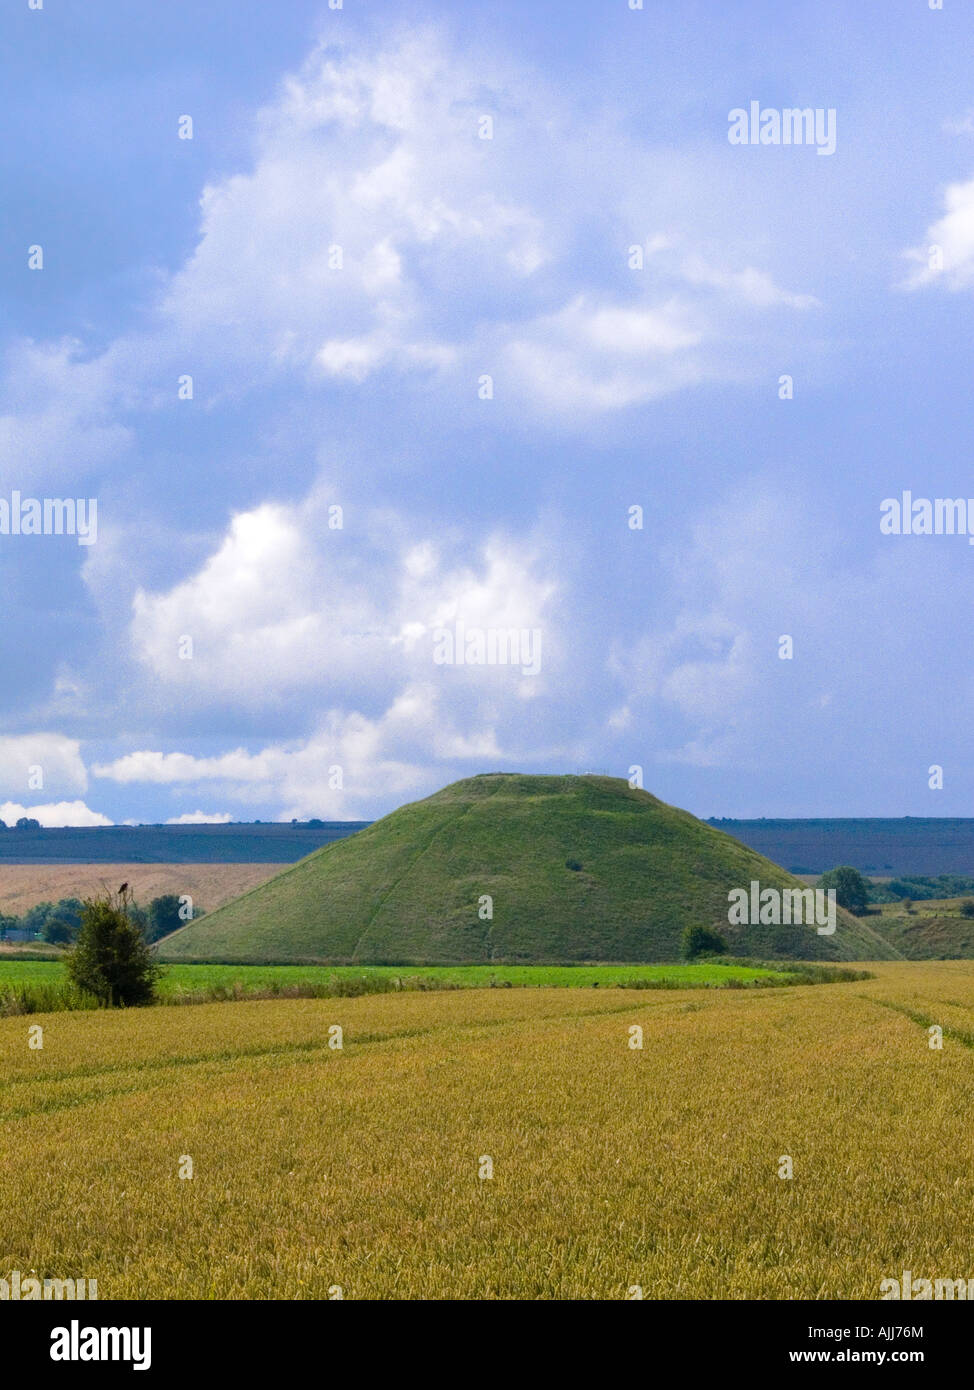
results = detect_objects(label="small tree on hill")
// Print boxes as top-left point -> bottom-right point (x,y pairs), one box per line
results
682,924 -> 728,959
65,887 -> 160,1007
818,865 -> 870,915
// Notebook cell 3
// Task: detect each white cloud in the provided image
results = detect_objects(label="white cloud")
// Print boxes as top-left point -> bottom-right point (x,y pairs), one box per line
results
165,811 -> 234,824
0,734 -> 88,799
128,496 -> 559,705
160,31 -> 549,385
146,30 -> 816,414
0,799 -> 112,828
504,294 -> 705,412
676,255 -> 819,310
0,340 -> 132,491
902,175 -> 974,289
93,681 -> 502,819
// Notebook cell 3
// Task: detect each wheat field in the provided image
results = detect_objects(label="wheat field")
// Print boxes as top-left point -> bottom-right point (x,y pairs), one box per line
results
1,962 -> 971,1300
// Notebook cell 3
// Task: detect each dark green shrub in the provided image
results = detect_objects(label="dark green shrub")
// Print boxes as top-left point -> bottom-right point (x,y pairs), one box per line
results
65,888 -> 160,1008
682,924 -> 728,959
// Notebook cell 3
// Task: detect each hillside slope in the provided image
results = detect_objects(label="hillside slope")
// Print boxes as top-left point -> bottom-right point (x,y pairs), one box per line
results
159,775 -> 899,964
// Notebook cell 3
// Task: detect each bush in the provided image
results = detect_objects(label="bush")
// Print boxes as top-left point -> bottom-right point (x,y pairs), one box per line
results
65,887 -> 161,1007
959,900 -> 974,919
682,924 -> 728,959
41,918 -> 73,945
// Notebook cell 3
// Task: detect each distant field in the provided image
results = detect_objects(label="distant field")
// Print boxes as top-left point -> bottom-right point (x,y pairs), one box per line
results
6,817 -> 974,875
0,959 -> 791,1000
0,822 -> 365,864
0,863 -> 285,916
714,817 -> 974,876
1,960 -> 970,1298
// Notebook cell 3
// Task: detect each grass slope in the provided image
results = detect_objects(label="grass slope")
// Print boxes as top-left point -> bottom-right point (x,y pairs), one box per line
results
871,899 -> 974,959
160,774 -> 897,964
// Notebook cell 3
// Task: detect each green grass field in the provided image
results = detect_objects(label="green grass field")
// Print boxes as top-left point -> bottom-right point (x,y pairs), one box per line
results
0,958 -> 794,1003
0,960 -> 970,1299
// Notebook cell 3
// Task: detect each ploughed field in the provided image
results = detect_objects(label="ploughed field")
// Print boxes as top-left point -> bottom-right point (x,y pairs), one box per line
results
1,961 -> 971,1299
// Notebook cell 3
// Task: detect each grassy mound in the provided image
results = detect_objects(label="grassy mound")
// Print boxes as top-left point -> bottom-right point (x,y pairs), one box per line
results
159,774 -> 898,964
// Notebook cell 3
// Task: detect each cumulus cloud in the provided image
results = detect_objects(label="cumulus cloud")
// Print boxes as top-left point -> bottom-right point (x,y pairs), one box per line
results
0,23 -> 836,822
902,175 -> 974,289
160,30 -> 550,386
165,811 -> 234,824
94,681 -> 503,818
0,800 -> 112,828
128,495 -> 559,706
145,28 -> 817,414
504,295 -> 705,413
0,734 -> 89,799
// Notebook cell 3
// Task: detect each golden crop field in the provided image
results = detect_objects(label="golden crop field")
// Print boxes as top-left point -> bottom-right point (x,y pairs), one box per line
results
1,962 -> 972,1301
0,863 -> 283,917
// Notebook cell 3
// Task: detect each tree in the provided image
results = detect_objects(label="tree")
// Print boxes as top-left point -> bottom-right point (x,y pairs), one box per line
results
42,918 -> 73,945
960,900 -> 974,919
682,924 -> 728,959
22,901 -> 56,936
23,898 -> 84,941
15,817 -> 41,830
818,865 -> 870,915
52,898 -> 84,935
146,894 -> 186,943
65,887 -> 160,1007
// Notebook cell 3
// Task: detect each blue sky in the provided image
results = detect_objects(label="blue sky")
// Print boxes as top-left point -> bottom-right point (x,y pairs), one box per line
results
2,0 -> 974,826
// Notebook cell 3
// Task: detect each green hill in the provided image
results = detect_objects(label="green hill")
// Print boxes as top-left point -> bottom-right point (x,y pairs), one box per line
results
158,774 -> 899,964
